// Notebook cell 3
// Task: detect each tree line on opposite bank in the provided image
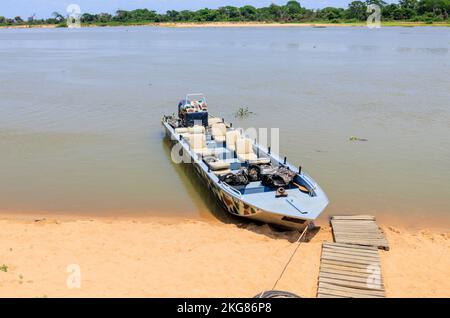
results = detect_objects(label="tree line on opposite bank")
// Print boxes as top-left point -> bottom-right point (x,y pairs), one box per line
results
1,0 -> 449,27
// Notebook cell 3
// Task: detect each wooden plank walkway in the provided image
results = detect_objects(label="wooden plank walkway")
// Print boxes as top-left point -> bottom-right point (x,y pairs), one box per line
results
317,242 -> 386,298
330,215 -> 389,250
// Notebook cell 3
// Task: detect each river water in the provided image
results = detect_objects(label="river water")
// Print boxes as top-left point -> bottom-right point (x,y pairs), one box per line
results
0,26 -> 449,229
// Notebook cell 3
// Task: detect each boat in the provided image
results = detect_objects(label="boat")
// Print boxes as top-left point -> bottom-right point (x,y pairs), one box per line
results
161,93 -> 329,230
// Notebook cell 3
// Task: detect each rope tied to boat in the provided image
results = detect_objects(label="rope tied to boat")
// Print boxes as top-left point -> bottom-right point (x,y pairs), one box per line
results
259,225 -> 309,297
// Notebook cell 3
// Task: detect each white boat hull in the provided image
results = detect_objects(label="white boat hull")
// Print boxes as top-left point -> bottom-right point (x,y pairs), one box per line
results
162,120 -> 329,230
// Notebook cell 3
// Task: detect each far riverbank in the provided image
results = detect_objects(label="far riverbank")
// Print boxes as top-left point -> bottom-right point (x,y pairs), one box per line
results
1,21 -> 450,29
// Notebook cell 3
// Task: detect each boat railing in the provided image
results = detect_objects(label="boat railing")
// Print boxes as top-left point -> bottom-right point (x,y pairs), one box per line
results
221,181 -> 242,198
301,172 -> 317,190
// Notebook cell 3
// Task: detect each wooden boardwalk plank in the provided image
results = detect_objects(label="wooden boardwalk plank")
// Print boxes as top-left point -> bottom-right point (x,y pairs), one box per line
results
317,293 -> 346,298
335,239 -> 389,248
316,242 -> 386,298
319,272 -> 383,285
322,251 -> 380,263
320,267 -> 374,278
318,277 -> 385,291
331,215 -> 375,220
322,245 -> 379,256
330,215 -> 389,250
322,249 -> 380,259
321,259 -> 376,269
320,263 -> 376,274
333,231 -> 385,236
334,232 -> 385,237
323,242 -> 377,251
321,254 -> 380,266
319,282 -> 386,297
318,287 -> 384,298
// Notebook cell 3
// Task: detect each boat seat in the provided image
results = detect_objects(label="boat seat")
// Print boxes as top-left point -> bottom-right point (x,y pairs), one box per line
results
208,160 -> 231,171
187,134 -> 215,156
188,125 -> 205,134
208,117 -> 222,127
235,138 -> 271,164
177,125 -> 206,141
250,157 -> 271,164
213,169 -> 231,176
236,138 -> 258,162
226,130 -> 241,152
211,123 -> 227,143
237,153 -> 258,161
175,125 -> 205,135
175,127 -> 188,134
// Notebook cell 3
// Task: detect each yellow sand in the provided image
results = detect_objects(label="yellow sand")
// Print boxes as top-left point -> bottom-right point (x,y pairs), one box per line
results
2,22 -> 449,30
0,215 -> 448,298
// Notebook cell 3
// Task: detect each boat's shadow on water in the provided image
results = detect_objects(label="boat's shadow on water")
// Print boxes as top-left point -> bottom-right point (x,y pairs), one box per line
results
161,136 -> 316,243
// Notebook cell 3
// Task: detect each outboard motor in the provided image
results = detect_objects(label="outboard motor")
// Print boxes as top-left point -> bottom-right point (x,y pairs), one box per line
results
178,94 -> 208,127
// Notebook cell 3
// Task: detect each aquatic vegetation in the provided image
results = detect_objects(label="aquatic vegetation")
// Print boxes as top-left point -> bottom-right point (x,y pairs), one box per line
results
235,107 -> 254,119
349,136 -> 368,142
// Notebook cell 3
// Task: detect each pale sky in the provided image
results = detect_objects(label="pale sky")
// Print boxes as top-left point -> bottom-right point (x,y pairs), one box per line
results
0,0 -> 374,19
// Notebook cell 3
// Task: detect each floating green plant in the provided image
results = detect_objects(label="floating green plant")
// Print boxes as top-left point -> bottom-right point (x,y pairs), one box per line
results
349,136 -> 368,142
235,107 -> 253,119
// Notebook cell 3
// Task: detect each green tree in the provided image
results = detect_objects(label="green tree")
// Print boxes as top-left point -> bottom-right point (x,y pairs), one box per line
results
114,10 -> 129,22
81,13 -> 96,23
365,0 -> 387,7
383,4 -> 402,19
96,13 -> 112,23
128,9 -> 157,22
268,3 -> 284,21
417,0 -> 449,15
319,7 -> 345,21
346,1 -> 367,20
166,10 -> 180,22
195,8 -> 221,22
399,0 -> 419,10
285,1 -> 305,21
2,0 -> 450,27
178,10 -> 193,21
240,5 -> 258,21
218,6 -> 241,21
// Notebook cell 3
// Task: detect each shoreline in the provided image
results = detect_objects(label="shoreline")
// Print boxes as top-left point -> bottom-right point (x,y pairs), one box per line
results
1,21 -> 449,29
0,209 -> 448,233
0,214 -> 448,297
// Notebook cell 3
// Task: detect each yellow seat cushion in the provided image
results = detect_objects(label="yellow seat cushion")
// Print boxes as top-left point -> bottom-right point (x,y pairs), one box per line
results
236,138 -> 254,155
208,160 -> 231,171
213,169 -> 231,176
211,123 -> 227,143
175,127 -> 189,134
226,130 -> 241,152
237,153 -> 258,162
187,125 -> 205,134
208,117 -> 222,126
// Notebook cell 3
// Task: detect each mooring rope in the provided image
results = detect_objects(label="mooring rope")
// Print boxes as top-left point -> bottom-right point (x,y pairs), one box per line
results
260,225 -> 309,296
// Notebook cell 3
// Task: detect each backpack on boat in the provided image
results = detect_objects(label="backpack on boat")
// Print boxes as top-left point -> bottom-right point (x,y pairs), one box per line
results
219,169 -> 249,186
261,166 -> 296,188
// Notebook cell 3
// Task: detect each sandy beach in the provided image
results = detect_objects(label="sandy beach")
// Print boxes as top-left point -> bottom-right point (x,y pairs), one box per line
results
1,21 -> 449,29
0,214 -> 448,298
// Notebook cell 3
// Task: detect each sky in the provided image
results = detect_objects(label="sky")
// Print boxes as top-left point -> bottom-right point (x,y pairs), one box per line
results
0,0 -> 371,19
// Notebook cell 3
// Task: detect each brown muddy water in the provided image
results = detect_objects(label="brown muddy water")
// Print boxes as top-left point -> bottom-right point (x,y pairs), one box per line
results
0,26 -> 449,229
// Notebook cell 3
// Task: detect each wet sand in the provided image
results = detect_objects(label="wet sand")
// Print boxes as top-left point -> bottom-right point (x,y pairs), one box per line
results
0,214 -> 448,298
